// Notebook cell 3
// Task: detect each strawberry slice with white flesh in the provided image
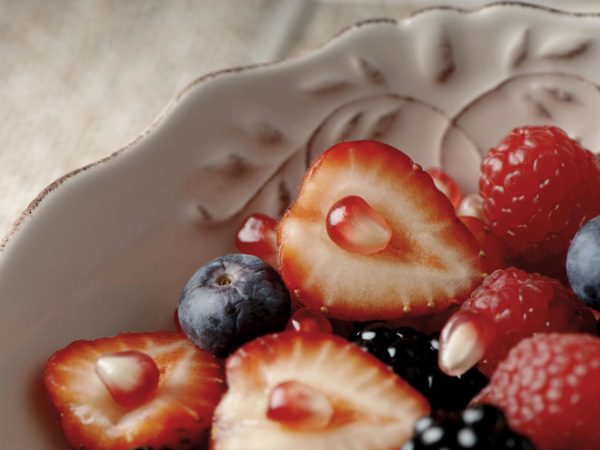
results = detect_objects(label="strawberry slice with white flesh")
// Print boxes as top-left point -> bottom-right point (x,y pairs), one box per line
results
278,140 -> 486,320
44,331 -> 225,450
211,331 -> 429,450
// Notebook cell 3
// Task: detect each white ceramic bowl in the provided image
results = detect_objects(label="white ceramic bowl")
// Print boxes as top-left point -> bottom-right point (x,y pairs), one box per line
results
2,4 -> 600,449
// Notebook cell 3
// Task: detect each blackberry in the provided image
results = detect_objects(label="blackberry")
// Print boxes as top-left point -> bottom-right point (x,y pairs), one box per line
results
352,324 -> 487,410
353,322 -> 398,363
387,327 -> 436,396
402,405 -> 536,450
428,334 -> 488,411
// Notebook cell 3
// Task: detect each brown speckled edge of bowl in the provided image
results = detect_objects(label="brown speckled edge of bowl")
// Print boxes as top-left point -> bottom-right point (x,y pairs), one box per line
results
1,2 -> 595,253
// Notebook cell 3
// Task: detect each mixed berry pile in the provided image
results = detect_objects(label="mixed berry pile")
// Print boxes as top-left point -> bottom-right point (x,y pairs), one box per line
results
43,126 -> 600,450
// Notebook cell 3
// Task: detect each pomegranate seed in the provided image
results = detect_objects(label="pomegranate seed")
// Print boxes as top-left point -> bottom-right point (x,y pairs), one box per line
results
267,380 -> 333,430
286,308 -> 333,333
427,167 -> 462,208
438,310 -> 496,377
457,193 -> 485,221
235,213 -> 278,267
326,195 -> 392,255
95,351 -> 160,408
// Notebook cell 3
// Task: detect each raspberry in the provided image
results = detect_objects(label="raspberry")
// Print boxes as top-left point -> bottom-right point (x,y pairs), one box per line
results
439,268 -> 595,377
479,126 -> 600,280
474,333 -> 600,450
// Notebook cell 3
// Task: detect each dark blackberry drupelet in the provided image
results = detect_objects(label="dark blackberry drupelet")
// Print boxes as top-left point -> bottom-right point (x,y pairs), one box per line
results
402,405 -> 536,450
352,322 -> 399,363
428,334 -> 489,411
352,324 -> 487,410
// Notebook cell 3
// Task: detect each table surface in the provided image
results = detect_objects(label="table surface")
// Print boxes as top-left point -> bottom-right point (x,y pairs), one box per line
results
1,0 -> 597,238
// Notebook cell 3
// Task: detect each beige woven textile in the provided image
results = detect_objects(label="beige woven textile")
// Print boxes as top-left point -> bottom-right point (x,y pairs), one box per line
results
0,0 -> 595,237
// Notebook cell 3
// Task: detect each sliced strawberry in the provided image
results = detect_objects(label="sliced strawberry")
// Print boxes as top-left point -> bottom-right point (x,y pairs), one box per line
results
459,215 -> 510,273
211,331 -> 429,450
387,304 -> 460,335
426,167 -> 462,208
278,140 -> 486,320
44,331 -> 225,450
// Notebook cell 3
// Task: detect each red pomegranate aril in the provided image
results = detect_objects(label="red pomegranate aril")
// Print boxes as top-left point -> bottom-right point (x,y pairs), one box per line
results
427,168 -> 462,208
95,351 -> 160,408
457,193 -> 485,221
287,308 -> 333,334
326,195 -> 392,255
438,310 -> 496,377
267,380 -> 334,430
235,213 -> 278,266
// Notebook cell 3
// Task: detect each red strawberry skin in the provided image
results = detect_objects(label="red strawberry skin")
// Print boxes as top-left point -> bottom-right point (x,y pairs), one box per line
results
278,140 -> 486,320
479,126 -> 600,280
44,331 -> 225,450
474,333 -> 600,450
459,267 -> 595,376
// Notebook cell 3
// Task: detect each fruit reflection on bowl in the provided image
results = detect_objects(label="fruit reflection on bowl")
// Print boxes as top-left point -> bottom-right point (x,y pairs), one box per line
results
1,3 -> 600,449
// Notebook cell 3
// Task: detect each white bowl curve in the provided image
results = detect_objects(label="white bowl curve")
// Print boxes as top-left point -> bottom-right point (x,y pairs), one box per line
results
2,3 -> 600,449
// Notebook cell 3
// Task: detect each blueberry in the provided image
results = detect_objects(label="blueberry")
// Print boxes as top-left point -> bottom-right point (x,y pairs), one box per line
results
178,254 -> 291,357
567,215 -> 600,310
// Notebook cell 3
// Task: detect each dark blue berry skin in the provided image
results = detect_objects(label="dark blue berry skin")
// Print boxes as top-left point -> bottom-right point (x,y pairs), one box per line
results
567,215 -> 600,310
178,254 -> 290,357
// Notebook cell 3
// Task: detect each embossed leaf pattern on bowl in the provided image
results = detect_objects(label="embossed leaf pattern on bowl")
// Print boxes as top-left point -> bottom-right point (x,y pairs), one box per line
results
199,10 -> 600,220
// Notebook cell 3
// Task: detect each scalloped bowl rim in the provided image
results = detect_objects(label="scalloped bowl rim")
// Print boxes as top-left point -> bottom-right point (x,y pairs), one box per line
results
2,1 -> 597,253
